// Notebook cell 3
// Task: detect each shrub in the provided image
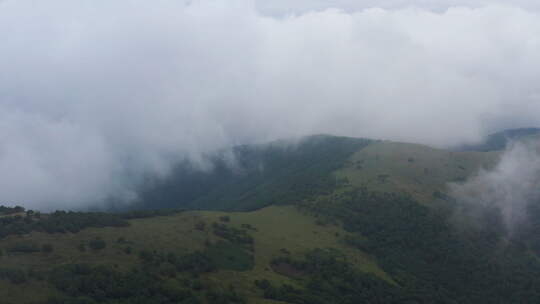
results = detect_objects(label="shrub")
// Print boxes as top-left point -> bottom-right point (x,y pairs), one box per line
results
88,238 -> 106,250
77,243 -> 86,252
8,242 -> 40,253
42,243 -> 54,253
0,267 -> 27,284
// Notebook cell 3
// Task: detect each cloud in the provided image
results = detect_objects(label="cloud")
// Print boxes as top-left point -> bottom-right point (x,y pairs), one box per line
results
449,137 -> 540,235
1,0 -> 540,209
255,0 -> 540,15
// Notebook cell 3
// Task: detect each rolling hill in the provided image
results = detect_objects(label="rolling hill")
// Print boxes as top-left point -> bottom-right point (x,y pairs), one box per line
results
1,131 -> 540,304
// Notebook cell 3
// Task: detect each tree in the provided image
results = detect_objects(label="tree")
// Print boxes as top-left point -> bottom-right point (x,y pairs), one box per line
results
88,238 -> 106,250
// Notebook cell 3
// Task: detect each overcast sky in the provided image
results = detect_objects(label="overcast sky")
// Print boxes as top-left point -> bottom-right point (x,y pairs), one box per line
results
256,0 -> 540,15
1,0 -> 540,209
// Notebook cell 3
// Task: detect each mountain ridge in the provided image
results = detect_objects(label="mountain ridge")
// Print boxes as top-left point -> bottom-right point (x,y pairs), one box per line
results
457,127 -> 540,152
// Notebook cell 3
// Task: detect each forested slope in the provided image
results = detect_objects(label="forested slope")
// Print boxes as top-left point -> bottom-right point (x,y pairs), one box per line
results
136,135 -> 372,211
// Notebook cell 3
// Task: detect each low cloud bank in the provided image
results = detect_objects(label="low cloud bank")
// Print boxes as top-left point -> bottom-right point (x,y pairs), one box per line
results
1,1 -> 540,209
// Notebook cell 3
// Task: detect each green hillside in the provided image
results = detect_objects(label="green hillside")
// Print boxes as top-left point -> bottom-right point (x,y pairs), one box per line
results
0,205 -> 395,304
2,133 -> 540,303
337,141 -> 500,203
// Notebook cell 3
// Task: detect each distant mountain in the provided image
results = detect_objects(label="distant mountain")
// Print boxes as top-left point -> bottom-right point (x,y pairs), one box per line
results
458,127 -> 540,151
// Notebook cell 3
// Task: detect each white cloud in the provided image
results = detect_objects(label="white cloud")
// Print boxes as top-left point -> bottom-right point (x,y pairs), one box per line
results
1,0 -> 540,209
450,138 -> 540,234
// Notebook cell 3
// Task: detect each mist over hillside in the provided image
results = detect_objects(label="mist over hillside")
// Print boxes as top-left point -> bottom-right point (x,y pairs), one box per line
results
131,135 -> 371,211
3,131 -> 540,303
450,135 -> 540,243
457,127 -> 540,151
2,0 -> 540,210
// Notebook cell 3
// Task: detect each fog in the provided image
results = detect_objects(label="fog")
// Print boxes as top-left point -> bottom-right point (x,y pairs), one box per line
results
1,0 -> 540,209
450,137 -> 540,235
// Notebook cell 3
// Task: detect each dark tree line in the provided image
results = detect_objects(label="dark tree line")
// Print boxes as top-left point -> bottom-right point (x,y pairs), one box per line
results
0,206 -> 184,239
0,210 -> 128,239
0,205 -> 25,215
48,261 -> 243,304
